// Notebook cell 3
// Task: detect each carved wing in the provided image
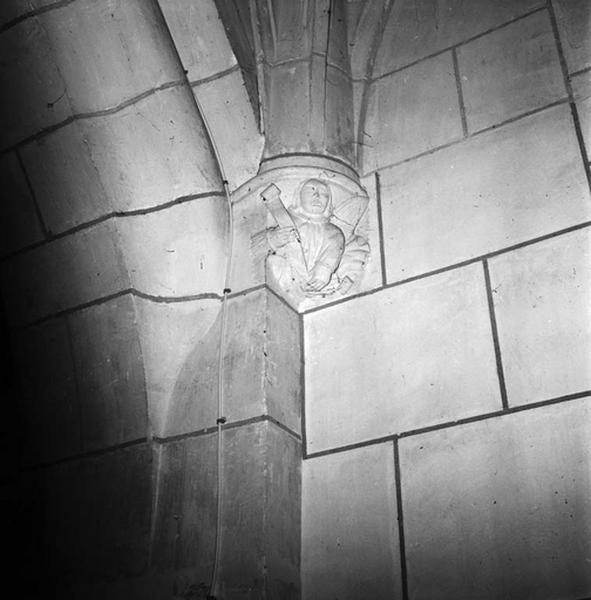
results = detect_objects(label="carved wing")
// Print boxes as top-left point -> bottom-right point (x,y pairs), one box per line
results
331,192 -> 369,241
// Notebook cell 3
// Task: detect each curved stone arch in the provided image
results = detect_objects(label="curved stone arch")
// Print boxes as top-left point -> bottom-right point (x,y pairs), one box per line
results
0,0 -> 235,592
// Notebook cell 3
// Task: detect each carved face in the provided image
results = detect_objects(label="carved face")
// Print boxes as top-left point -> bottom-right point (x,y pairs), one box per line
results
299,179 -> 330,215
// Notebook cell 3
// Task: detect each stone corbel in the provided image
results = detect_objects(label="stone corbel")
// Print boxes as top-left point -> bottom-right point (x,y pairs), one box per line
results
234,155 -> 371,312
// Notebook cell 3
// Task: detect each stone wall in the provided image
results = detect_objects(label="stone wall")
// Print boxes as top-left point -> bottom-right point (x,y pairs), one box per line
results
0,1 -> 288,597
301,1 -> 591,598
1,1 -> 589,598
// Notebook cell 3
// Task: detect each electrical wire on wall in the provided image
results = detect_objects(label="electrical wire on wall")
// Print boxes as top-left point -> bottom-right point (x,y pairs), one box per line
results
154,3 -> 235,598
192,86 -> 234,600
197,100 -> 234,600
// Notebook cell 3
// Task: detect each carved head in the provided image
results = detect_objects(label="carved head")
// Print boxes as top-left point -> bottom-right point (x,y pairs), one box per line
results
296,178 -> 332,218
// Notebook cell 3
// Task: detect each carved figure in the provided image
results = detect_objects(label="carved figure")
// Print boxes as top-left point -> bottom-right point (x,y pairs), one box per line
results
254,178 -> 370,301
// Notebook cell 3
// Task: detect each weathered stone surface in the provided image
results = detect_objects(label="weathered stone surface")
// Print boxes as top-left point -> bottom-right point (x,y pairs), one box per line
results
85,87 -> 222,213
380,104 -> 591,282
223,290 -> 266,423
374,0 -> 544,76
264,423 -> 301,600
325,0 -> 349,74
457,10 -> 566,133
226,289 -> 302,435
553,0 -> 591,74
259,2 -> 355,166
68,294 -> 147,452
1,198 -> 227,332
264,61 -> 311,157
159,0 -> 237,83
323,65 -> 355,164
0,151 -> 44,256
21,87 -> 223,233
0,220 -> 128,327
193,70 -> 264,191
149,434 -> 217,585
309,53 -> 329,156
134,296 -> 220,438
228,191 -> 267,294
310,0 -> 347,74
359,172 -> 385,291
260,0 -> 311,64
304,264 -> 501,454
399,399 -> 591,600
11,316 -> 80,465
363,52 -> 462,171
120,196 -> 227,298
219,421 -> 301,599
140,289 -> 301,439
265,291 -> 302,435
302,443 -> 402,600
304,55 -> 355,165
348,0 -> 390,80
41,0 -> 183,114
0,17 -> 72,149
20,120 -> 110,234
345,0 -> 366,35
489,229 -> 591,406
352,79 -> 365,156
152,421 -> 300,599
572,71 -> 591,155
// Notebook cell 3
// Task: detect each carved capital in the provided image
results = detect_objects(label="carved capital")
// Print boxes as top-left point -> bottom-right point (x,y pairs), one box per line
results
236,156 -> 371,311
